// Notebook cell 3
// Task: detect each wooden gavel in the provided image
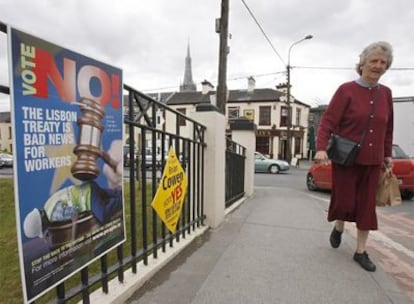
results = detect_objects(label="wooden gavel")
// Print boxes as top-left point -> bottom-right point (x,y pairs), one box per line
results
71,98 -> 117,181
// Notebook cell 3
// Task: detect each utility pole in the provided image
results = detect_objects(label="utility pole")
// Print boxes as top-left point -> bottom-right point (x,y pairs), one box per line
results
216,0 -> 229,114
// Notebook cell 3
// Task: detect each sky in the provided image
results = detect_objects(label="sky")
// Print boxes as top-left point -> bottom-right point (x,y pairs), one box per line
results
1,0 -> 414,112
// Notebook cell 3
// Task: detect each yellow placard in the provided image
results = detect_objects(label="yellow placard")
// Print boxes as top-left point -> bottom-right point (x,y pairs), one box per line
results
151,147 -> 188,233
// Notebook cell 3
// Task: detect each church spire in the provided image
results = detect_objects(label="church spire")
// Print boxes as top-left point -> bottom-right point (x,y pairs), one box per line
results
180,42 -> 197,92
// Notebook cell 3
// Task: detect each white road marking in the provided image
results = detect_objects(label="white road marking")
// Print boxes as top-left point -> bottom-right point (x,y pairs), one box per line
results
370,230 -> 414,260
308,193 -> 414,260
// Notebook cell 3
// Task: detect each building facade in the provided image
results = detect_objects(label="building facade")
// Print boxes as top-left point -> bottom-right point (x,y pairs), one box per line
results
0,112 -> 12,152
166,78 -> 311,161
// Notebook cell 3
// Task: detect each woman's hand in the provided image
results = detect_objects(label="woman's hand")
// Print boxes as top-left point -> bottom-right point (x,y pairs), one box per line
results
384,156 -> 393,169
314,150 -> 329,162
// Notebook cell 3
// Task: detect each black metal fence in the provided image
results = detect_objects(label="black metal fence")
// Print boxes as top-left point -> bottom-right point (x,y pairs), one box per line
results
225,137 -> 246,208
52,86 -> 207,303
1,67 -> 207,303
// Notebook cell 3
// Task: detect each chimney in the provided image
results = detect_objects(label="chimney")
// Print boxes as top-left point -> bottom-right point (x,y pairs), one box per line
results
247,76 -> 255,92
276,83 -> 288,94
201,80 -> 214,94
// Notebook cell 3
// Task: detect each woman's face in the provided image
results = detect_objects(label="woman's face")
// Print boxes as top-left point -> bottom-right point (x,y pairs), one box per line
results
361,49 -> 388,84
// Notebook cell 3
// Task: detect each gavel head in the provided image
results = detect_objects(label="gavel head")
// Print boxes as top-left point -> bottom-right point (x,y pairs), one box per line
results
71,98 -> 106,181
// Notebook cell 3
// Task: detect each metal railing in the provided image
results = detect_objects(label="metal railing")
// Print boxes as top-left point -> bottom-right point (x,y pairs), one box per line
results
225,137 -> 246,207
54,85 -> 207,303
0,72 -> 207,302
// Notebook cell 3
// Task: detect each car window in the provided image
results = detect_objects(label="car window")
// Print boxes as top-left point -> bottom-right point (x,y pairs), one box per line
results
255,152 -> 267,160
392,145 -> 408,159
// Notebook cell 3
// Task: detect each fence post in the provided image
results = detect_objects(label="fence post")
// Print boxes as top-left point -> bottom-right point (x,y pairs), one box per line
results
191,104 -> 225,228
229,117 -> 256,197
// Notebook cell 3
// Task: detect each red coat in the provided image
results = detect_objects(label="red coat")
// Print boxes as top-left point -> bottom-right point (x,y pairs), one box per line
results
317,81 -> 393,165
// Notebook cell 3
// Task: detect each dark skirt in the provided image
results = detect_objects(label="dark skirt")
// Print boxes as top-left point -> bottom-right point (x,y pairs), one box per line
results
328,163 -> 382,230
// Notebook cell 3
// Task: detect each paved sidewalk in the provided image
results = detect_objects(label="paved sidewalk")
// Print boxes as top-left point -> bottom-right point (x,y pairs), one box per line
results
126,184 -> 413,304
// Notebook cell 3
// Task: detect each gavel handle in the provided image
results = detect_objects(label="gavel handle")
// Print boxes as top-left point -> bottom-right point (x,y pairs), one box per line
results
101,151 -> 119,172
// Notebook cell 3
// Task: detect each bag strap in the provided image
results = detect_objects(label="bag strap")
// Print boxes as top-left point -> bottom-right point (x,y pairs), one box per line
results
358,86 -> 380,146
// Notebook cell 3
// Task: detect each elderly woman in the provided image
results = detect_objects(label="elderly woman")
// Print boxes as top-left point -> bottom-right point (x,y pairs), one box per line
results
315,41 -> 394,272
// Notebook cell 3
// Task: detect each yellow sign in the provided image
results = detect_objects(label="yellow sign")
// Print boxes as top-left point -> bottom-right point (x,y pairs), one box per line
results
151,147 -> 188,233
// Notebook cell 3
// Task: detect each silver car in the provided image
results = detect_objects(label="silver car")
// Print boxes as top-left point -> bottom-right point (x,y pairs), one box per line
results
0,154 -> 13,168
254,152 -> 290,174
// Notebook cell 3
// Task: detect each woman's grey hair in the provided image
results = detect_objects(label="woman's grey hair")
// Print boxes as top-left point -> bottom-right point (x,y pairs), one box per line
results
356,41 -> 393,75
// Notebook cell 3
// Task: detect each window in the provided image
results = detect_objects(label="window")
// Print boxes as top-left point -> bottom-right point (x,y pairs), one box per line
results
8,126 -> 11,139
259,106 -> 271,125
295,108 -> 301,126
228,106 -> 239,120
177,108 -> 186,126
280,106 -> 288,127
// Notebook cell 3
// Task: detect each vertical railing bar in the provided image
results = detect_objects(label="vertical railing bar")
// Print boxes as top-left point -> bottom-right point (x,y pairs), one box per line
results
192,128 -> 196,230
117,245 -> 124,282
168,136 -> 174,247
56,282 -> 65,303
81,267 -> 90,304
197,142 -> 201,227
127,89 -> 138,273
100,255 -> 108,294
180,138 -> 186,239
175,118 -> 181,243
186,139 -> 192,234
151,104 -> 158,259
141,131 -> 148,265
161,132 -> 167,252
201,132 -> 206,225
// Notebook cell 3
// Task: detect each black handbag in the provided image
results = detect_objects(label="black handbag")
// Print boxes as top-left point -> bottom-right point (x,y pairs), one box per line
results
326,87 -> 379,166
327,134 -> 360,166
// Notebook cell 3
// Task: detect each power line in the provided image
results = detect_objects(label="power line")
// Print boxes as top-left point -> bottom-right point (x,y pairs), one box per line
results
240,0 -> 285,67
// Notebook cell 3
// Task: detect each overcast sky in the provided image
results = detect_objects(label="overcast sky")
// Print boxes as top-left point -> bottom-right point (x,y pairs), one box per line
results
1,0 -> 414,112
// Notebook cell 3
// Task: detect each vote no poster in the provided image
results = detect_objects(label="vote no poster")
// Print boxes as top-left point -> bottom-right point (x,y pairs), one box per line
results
8,27 -> 125,303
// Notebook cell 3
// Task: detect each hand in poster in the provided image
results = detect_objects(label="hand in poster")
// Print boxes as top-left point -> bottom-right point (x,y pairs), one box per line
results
102,139 -> 123,190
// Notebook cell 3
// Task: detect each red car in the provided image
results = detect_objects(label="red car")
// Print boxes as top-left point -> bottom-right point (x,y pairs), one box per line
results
306,144 -> 414,200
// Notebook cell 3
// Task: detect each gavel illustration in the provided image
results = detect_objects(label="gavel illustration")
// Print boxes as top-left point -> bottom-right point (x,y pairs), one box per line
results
71,97 -> 118,181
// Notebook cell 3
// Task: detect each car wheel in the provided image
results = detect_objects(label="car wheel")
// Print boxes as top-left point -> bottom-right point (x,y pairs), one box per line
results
401,190 -> 414,200
269,165 -> 279,174
306,173 -> 318,191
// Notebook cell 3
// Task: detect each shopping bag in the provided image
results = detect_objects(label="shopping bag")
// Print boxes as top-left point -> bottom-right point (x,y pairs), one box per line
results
376,168 -> 402,207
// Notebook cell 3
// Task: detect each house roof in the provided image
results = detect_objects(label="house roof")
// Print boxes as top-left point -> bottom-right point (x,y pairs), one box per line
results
167,91 -> 214,105
147,92 -> 175,104
166,88 -> 311,108
228,88 -> 283,102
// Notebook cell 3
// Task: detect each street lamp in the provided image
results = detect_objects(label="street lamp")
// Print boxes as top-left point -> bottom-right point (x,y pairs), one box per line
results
286,34 -> 313,162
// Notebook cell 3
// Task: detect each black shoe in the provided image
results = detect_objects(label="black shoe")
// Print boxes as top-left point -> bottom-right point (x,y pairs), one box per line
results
353,251 -> 376,272
329,227 -> 342,248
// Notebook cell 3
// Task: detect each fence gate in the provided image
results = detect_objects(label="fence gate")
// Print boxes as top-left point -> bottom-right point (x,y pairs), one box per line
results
225,138 -> 246,208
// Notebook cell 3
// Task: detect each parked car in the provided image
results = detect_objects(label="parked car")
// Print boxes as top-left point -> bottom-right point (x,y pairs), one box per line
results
254,152 -> 290,174
306,144 -> 414,200
0,154 -> 13,168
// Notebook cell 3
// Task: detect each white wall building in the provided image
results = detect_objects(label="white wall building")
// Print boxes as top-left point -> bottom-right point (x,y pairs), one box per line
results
393,97 -> 414,157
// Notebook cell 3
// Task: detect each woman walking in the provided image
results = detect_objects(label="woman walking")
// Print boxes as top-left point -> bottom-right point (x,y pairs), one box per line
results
314,41 -> 394,272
